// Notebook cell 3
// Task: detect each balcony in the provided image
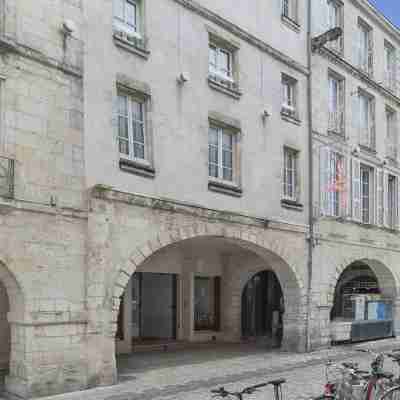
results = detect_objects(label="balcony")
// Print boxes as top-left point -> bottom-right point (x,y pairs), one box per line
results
328,110 -> 344,135
0,156 -> 14,198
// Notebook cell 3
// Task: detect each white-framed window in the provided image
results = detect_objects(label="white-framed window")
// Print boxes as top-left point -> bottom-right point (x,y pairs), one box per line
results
208,125 -> 235,183
384,41 -> 396,92
327,0 -> 343,52
118,92 -> 148,163
386,107 -> 397,160
320,149 -> 346,217
352,159 -> 375,224
357,19 -> 373,74
209,43 -> 234,83
377,170 -> 399,229
358,90 -> 375,150
328,73 -> 344,134
281,74 -> 298,118
114,0 -> 141,37
283,147 -> 299,202
282,0 -> 298,22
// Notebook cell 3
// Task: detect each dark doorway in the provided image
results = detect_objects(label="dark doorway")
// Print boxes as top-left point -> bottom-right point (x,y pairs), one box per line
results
117,272 -> 178,344
241,271 -> 283,348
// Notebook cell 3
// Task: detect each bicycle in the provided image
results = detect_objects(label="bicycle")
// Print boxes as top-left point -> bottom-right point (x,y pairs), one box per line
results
211,378 -> 286,400
313,349 -> 394,400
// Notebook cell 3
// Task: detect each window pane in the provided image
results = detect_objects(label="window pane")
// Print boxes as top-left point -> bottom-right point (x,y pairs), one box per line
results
223,167 -> 233,181
118,116 -> 129,138
209,46 -> 217,70
222,149 -> 232,169
132,101 -> 143,122
219,50 -> 230,76
209,145 -> 218,164
222,132 -> 232,149
209,127 -> 219,145
114,0 -> 124,20
119,139 -> 129,155
133,143 -> 145,159
126,1 -> 137,28
209,164 -> 218,178
194,277 -> 216,331
133,122 -> 144,143
118,94 -> 128,115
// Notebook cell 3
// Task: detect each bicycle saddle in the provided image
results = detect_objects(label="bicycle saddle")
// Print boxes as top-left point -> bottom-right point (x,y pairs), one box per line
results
268,378 -> 286,385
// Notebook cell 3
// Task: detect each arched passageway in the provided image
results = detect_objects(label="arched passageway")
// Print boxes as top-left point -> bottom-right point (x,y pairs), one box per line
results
330,260 -> 396,343
241,270 -> 283,348
0,261 -> 24,396
115,235 -> 305,357
0,281 -> 10,391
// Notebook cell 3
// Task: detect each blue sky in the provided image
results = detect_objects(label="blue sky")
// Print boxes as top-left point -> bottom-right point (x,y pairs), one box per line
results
368,0 -> 400,28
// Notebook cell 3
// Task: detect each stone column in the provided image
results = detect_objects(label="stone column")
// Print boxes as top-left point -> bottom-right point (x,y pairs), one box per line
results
85,198 -> 118,388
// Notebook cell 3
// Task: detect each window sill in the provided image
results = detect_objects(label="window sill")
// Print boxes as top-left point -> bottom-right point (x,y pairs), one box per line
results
208,77 -> 242,100
281,15 -> 300,33
113,33 -> 150,60
119,158 -> 155,178
281,199 -> 303,211
327,129 -> 346,139
359,144 -> 377,155
208,180 -> 242,197
281,110 -> 301,125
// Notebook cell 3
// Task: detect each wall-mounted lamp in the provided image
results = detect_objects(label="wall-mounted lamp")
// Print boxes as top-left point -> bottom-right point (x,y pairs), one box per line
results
177,72 -> 190,85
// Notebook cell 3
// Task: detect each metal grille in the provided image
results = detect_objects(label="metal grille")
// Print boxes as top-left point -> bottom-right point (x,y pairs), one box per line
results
0,156 -> 14,198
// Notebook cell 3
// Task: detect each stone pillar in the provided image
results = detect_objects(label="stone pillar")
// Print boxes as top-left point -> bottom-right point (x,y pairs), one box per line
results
281,290 -> 307,352
392,298 -> 400,337
86,198 -> 118,388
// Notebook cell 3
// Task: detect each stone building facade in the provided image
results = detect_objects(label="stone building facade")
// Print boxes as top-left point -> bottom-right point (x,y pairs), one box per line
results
0,0 -> 399,398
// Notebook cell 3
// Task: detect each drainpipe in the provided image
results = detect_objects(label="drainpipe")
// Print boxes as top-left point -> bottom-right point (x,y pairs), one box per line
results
305,0 -> 314,353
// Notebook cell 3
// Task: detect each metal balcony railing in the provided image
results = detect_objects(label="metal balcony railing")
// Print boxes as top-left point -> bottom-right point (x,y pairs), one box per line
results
384,71 -> 397,93
0,156 -> 14,198
328,110 -> 344,134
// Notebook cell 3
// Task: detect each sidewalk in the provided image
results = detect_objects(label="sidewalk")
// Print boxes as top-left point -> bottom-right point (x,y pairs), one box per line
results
32,337 -> 400,400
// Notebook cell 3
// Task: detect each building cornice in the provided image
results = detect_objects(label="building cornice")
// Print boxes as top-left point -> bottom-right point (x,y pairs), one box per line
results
90,185 -> 308,234
172,0 -> 309,76
318,46 -> 400,106
352,0 -> 400,44
0,35 -> 83,79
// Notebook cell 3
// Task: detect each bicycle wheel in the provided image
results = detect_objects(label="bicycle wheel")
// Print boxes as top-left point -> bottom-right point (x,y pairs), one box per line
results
311,395 -> 336,400
379,386 -> 400,400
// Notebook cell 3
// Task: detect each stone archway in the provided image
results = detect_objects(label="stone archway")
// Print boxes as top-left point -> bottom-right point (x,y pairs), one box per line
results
109,224 -> 306,354
328,257 -> 398,344
0,260 -> 25,395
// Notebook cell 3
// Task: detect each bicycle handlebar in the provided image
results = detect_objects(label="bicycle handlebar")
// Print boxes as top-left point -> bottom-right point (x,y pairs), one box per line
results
211,380 -> 285,397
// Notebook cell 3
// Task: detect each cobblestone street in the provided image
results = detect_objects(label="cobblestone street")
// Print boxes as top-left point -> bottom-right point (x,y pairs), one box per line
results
35,338 -> 400,400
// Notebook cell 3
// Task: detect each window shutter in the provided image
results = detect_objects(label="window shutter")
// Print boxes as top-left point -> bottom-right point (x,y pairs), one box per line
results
320,147 -> 330,216
368,32 -> 374,74
351,91 -> 360,133
340,155 -> 349,218
383,171 -> 389,227
397,176 -> 400,230
339,80 -> 345,133
353,27 -> 362,67
369,99 -> 376,149
376,168 -> 384,226
352,158 -> 361,222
